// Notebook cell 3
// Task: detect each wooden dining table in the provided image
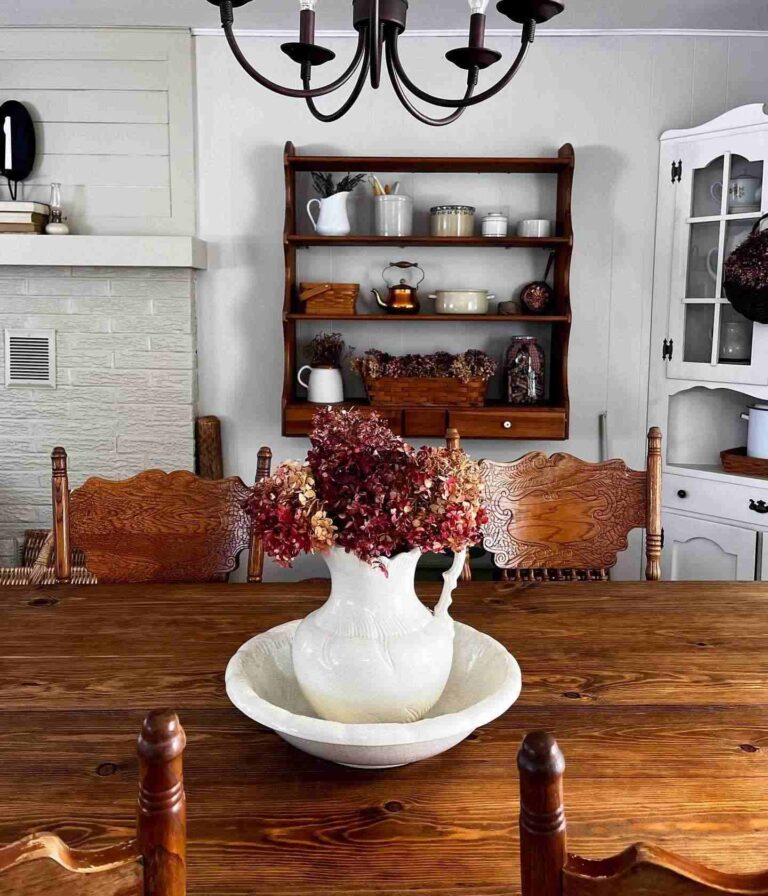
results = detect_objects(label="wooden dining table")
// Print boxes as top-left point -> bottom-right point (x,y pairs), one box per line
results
2,579 -> 768,895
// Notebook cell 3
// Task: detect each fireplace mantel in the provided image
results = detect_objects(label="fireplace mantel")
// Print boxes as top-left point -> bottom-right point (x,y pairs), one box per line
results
0,236 -> 207,269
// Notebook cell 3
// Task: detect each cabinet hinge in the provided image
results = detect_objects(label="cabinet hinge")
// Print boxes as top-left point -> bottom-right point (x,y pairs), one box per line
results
671,160 -> 682,183
661,528 -> 665,550
662,338 -> 674,361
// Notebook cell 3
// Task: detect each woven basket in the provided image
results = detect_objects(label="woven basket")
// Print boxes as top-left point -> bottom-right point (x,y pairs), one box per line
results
299,282 -> 359,316
363,374 -> 487,407
721,447 -> 768,478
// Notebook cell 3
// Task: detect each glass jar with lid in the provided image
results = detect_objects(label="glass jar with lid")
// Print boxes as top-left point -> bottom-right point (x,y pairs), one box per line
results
430,205 -> 475,237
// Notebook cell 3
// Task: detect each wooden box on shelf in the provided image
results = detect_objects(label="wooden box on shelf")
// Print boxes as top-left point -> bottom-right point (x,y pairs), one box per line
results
299,282 -> 359,316
281,142 -> 574,439
364,375 -> 487,408
721,447 -> 768,478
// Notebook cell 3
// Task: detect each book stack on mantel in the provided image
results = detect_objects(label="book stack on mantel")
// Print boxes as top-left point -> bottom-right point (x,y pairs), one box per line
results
0,201 -> 50,234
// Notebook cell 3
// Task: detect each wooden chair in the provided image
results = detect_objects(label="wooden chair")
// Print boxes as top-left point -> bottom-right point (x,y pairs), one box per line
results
0,709 -> 186,895
51,446 -> 272,585
518,729 -> 768,896
474,427 -> 663,582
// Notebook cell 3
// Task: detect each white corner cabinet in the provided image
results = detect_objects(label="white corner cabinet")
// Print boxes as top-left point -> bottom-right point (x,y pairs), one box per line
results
648,104 -> 768,581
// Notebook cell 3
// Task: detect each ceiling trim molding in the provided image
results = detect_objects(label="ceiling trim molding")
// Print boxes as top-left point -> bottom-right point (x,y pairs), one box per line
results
193,27 -> 768,38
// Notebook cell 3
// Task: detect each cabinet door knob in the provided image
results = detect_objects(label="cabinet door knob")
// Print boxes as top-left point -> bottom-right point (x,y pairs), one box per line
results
749,499 -> 768,514
677,489 -> 687,499
502,420 -> 512,430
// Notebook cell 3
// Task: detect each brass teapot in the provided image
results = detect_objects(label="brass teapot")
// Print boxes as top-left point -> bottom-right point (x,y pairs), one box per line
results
371,261 -> 424,314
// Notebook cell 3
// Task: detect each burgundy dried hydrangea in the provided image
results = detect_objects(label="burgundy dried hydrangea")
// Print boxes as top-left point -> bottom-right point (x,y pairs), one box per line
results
351,349 -> 496,383
724,230 -> 768,290
242,407 -> 487,567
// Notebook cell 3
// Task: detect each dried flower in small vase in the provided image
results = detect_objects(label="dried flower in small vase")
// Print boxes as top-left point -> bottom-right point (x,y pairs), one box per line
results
304,332 -> 350,369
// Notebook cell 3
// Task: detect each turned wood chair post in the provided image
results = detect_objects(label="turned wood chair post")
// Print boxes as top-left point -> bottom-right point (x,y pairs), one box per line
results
137,709 -> 187,896
445,429 -> 473,583
247,446 -> 272,583
645,426 -> 663,581
518,731 -> 567,896
51,447 -> 71,584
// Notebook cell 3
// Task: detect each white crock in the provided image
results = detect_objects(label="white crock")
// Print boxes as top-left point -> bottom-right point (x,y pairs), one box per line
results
741,404 -> 768,459
291,546 -> 463,724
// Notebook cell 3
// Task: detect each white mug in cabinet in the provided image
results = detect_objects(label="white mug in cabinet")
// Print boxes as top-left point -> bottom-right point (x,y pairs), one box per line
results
711,174 -> 762,213
297,365 -> 344,404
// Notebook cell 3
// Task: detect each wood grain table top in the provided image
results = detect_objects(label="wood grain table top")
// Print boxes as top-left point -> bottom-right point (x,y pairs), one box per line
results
2,580 -> 768,895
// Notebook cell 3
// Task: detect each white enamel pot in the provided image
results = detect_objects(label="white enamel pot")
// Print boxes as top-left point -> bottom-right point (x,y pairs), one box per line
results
430,290 -> 495,314
740,404 -> 768,459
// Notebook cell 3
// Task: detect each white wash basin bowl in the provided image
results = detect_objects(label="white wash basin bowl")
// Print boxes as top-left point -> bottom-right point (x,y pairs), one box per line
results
225,619 -> 522,768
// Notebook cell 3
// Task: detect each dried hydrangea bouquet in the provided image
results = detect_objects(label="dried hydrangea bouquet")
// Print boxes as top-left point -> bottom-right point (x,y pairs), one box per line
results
243,406 -> 487,724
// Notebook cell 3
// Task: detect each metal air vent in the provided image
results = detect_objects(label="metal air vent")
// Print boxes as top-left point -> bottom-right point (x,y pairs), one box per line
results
5,329 -> 55,387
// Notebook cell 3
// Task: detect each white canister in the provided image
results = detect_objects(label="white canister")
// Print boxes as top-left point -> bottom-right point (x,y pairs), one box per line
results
297,366 -> 344,404
374,194 -> 413,237
481,212 -> 508,238
517,219 -> 553,238
740,404 -> 768,459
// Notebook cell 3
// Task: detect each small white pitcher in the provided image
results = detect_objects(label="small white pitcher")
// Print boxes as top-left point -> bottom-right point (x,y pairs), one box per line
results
297,365 -> 344,404
307,191 -> 351,236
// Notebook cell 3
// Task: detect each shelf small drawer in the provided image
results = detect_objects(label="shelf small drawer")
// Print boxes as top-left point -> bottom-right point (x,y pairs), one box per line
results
284,403 -> 402,436
448,408 -> 567,440
403,409 -> 447,437
665,472 -> 768,528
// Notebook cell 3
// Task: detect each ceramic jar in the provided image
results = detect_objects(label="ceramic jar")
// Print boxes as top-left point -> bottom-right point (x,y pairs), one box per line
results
291,546 -> 462,724
481,212 -> 508,238
430,205 -> 475,237
297,365 -> 344,403
719,321 -> 751,362
506,336 -> 545,405
374,194 -> 413,237
307,191 -> 351,236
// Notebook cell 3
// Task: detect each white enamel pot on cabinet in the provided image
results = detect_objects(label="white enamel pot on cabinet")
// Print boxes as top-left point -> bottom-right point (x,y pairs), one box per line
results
740,404 -> 768,459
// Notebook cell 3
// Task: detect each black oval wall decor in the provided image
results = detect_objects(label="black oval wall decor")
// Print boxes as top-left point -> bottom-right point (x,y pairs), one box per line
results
0,100 -> 37,195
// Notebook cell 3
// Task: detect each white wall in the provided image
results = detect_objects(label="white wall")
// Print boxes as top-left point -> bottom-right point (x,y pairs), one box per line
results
0,28 -> 196,235
195,32 -> 768,581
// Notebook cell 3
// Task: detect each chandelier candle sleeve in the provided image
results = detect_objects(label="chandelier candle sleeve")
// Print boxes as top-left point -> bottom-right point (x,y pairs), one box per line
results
205,0 -> 565,126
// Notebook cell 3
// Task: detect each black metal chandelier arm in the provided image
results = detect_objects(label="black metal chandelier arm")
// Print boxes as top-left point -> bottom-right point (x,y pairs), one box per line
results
385,42 -> 474,127
386,19 -> 534,109
304,39 -> 371,122
369,0 -> 382,88
223,23 -> 366,99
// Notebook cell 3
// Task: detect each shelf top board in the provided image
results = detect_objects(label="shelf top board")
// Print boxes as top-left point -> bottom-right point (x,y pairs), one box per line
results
287,153 -> 573,175
0,235 -> 207,268
287,313 -> 570,323
287,235 -> 571,249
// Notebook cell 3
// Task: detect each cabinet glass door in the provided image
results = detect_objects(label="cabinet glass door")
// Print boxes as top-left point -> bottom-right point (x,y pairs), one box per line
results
668,147 -> 766,384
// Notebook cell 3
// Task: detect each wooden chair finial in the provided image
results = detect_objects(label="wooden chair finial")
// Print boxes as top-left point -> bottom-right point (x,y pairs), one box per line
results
645,426 -> 663,581
248,447 -> 274,583
137,709 -> 186,896
51,447 -> 71,584
518,731 -> 566,896
445,428 -> 461,450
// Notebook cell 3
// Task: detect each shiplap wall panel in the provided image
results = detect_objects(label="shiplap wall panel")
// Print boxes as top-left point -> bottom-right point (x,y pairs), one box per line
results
0,28 -> 194,235
12,90 -> 168,123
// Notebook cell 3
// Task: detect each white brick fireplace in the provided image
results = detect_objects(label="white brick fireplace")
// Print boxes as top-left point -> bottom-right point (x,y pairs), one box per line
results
0,243 -> 205,566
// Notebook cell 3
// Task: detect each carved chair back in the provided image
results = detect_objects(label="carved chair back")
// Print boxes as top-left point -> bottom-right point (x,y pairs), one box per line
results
518,730 -> 768,896
51,447 -> 272,584
0,709 -> 186,896
478,427 -> 663,582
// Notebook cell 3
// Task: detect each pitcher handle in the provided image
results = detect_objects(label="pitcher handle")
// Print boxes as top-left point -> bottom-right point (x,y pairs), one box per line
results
706,247 -> 719,281
710,181 -> 723,207
307,198 -> 321,232
434,547 -> 467,618
297,365 -> 312,390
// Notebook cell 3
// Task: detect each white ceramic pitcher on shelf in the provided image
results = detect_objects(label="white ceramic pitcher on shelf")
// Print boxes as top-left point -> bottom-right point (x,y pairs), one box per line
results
307,191 -> 351,237
297,365 -> 344,404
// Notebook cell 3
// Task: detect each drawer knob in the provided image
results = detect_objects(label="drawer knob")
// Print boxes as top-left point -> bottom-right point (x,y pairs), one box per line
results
503,420 -> 512,430
677,489 -> 687,499
749,499 -> 768,514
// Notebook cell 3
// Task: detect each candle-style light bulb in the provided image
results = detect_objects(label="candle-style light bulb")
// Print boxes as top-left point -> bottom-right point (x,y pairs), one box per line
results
468,0 -> 490,13
299,0 -> 317,10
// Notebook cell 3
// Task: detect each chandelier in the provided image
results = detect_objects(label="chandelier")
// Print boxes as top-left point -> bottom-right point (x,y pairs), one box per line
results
206,0 -> 564,126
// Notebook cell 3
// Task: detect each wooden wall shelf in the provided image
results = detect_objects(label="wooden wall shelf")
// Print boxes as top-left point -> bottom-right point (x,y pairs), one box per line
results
281,141 -> 574,440
287,235 -> 570,249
